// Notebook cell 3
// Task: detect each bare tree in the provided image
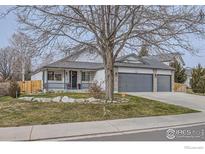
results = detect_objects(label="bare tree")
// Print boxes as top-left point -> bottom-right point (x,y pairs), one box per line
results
38,53 -> 55,69
6,6 -> 205,100
0,47 -> 14,81
10,32 -> 37,81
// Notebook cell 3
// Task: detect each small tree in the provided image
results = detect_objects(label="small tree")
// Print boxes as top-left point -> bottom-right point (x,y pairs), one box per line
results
197,76 -> 205,93
88,81 -> 103,99
8,80 -> 20,98
170,60 -> 187,83
190,64 -> 205,93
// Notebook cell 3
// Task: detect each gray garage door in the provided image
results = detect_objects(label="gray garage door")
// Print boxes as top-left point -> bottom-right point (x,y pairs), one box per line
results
157,75 -> 171,92
118,73 -> 153,92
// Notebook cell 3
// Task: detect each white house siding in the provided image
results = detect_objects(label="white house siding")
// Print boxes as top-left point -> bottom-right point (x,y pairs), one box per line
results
73,52 -> 103,63
185,76 -> 192,88
93,69 -> 105,90
31,71 -> 43,81
118,67 -> 154,74
31,71 -> 43,90
156,69 -> 172,75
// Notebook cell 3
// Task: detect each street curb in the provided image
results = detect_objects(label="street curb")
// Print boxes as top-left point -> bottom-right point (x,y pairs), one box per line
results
32,121 -> 205,141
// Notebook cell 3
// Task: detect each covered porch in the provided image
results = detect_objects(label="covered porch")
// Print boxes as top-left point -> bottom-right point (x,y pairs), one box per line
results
42,68 -> 96,91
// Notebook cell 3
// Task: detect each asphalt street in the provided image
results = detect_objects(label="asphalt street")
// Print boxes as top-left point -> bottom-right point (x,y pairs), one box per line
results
72,124 -> 205,141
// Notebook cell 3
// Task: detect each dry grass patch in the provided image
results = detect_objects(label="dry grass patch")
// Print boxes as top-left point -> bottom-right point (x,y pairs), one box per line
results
0,93 -> 198,127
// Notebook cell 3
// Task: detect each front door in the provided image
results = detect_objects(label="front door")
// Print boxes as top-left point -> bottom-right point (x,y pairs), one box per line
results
69,71 -> 77,89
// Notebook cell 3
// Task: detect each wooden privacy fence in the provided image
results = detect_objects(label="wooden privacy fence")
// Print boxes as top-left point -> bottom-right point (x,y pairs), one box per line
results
174,83 -> 187,92
0,82 -> 10,96
18,80 -> 42,93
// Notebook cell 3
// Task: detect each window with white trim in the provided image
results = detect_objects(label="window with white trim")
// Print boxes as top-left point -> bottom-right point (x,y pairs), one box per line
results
81,72 -> 94,81
48,71 -> 62,81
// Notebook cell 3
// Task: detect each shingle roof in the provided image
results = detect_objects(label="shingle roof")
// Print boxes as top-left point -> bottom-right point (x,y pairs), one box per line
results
41,56 -> 173,70
148,52 -> 185,65
44,60 -> 103,70
115,56 -> 174,70
33,53 -> 174,74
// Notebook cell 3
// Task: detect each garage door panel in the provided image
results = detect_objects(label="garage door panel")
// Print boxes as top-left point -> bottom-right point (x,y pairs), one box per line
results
157,75 -> 171,92
118,73 -> 153,92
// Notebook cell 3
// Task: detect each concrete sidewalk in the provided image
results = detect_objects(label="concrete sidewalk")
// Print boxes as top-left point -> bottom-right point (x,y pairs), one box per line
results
0,112 -> 205,141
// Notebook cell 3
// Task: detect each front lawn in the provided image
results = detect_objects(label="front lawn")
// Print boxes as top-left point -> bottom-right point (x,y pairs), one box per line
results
0,93 -> 198,127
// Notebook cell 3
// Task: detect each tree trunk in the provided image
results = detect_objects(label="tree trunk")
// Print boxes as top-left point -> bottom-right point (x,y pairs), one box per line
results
104,53 -> 114,101
22,60 -> 25,81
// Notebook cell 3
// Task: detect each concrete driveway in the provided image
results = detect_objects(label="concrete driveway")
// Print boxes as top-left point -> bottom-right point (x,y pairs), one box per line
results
127,92 -> 205,112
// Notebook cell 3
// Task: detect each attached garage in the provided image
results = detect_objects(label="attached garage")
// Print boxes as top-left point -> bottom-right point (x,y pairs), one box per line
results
118,73 -> 153,92
157,75 -> 172,92
114,55 -> 174,92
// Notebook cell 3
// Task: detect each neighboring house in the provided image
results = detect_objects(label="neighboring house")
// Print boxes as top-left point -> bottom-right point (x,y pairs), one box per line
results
148,52 -> 185,66
185,67 -> 192,88
31,52 -> 174,92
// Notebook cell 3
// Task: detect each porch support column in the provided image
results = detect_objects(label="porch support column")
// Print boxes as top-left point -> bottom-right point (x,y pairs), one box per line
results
42,69 -> 45,92
64,69 -> 66,90
78,70 -> 82,89
153,69 -> 157,92
71,71 -> 72,90
114,67 -> 118,92
46,69 -> 48,92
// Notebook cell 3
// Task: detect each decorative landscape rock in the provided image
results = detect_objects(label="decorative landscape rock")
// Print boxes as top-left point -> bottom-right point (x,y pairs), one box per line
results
18,97 -> 34,101
61,96 -> 75,103
32,98 -> 43,102
41,98 -> 52,103
18,95 -> 123,104
75,98 -> 86,103
120,98 -> 129,103
52,96 -> 62,102
86,97 -> 98,103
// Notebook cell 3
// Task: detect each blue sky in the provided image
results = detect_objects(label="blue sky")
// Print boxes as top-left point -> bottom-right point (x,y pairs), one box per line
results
0,7 -> 205,68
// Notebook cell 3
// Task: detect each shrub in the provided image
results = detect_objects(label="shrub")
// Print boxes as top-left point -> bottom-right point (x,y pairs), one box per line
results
197,76 -> 205,93
8,80 -> 20,98
191,64 -> 205,93
88,81 -> 103,99
170,60 -> 187,83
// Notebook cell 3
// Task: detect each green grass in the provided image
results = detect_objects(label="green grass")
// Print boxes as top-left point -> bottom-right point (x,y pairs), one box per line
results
0,93 -> 198,127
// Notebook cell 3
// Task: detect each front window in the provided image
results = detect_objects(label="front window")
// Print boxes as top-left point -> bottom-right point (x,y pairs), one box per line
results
81,72 -> 94,81
48,71 -> 54,80
48,71 -> 62,81
55,73 -> 62,81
